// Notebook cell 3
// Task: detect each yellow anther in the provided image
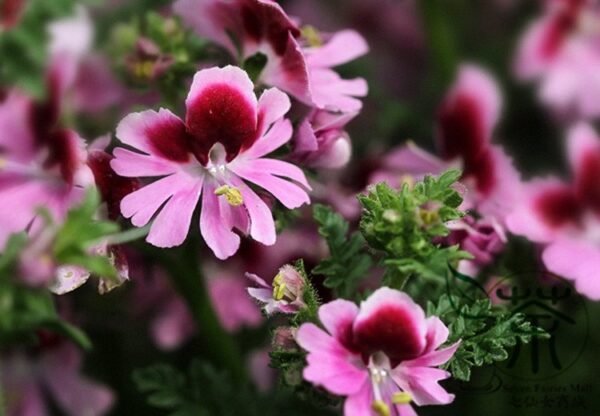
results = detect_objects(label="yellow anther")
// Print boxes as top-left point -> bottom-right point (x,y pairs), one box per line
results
301,25 -> 323,47
214,185 -> 243,206
391,392 -> 412,405
272,272 -> 286,300
419,209 -> 439,225
372,400 -> 390,416
134,61 -> 155,80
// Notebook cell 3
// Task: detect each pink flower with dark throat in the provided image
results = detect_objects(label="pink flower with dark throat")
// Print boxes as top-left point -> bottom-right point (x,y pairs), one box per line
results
371,65 -> 520,222
111,66 -> 310,259
174,0 -> 312,104
173,0 -> 368,111
507,123 -> 600,299
514,0 -> 600,118
0,87 -> 91,250
296,287 -> 459,416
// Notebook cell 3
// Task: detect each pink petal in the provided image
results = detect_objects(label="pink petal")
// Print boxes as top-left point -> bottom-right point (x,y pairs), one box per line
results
41,344 -> 114,416
305,30 -> 369,69
343,382 -> 373,416
393,366 -> 454,406
245,272 -> 270,289
173,0 -> 238,56
243,119 -> 293,159
257,87 -> 291,135
513,17 -> 556,80
229,163 -> 309,209
318,299 -> 359,347
423,316 -> 450,353
380,142 -> 447,178
403,342 -> 460,368
241,158 -> 311,189
247,287 -> 273,303
110,148 -> 178,177
230,176 -> 276,245
120,174 -> 183,227
115,108 -> 191,162
353,287 -> 427,362
151,297 -> 196,350
304,352 -> 367,395
199,181 -> 241,259
0,91 -> 36,162
210,275 -> 262,331
260,33 -> 312,105
542,238 -> 600,300
506,178 -> 573,243
296,323 -> 342,354
147,180 -> 203,248
310,68 -> 367,112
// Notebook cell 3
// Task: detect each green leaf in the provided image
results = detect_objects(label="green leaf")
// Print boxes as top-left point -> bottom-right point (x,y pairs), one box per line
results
312,205 -> 373,298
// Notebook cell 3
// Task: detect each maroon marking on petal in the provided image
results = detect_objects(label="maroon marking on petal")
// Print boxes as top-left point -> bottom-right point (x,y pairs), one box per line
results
240,0 -> 300,56
42,129 -> 80,186
145,115 -> 192,163
186,83 -> 257,163
437,94 -> 488,165
464,149 -> 496,195
540,7 -> 579,60
353,305 -> 425,363
534,185 -> 582,228
88,150 -> 140,220
575,149 -> 600,214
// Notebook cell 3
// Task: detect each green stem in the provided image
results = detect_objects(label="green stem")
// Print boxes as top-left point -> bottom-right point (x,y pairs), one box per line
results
156,244 -> 247,384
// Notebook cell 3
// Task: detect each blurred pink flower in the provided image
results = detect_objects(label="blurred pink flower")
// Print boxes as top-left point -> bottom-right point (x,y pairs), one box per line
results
1,339 -> 114,416
507,123 -> 600,299
111,65 -> 310,259
209,271 -> 263,331
370,65 -> 521,222
248,348 -> 277,392
292,109 -> 356,169
0,89 -> 91,250
48,7 -> 122,114
247,264 -> 307,315
296,287 -> 459,416
173,0 -> 368,111
514,0 -> 600,118
445,215 -> 507,276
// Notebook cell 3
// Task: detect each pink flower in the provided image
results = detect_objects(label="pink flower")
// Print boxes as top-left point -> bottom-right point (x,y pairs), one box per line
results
302,29 -> 369,112
247,264 -> 307,314
174,0 -> 312,103
370,65 -> 521,222
111,65 -> 310,259
507,123 -> 600,299
292,109 -> 356,169
514,0 -> 600,118
1,339 -> 114,416
296,287 -> 459,416
444,215 -> 507,276
173,0 -> 368,111
0,89 -> 91,250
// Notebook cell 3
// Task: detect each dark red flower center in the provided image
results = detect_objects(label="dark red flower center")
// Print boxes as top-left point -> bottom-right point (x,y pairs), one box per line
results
185,83 -> 258,164
535,185 -> 582,228
353,305 -> 425,365
437,93 -> 496,195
